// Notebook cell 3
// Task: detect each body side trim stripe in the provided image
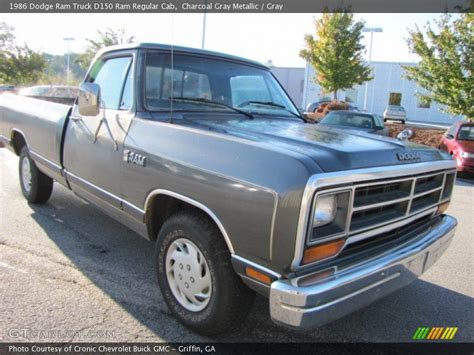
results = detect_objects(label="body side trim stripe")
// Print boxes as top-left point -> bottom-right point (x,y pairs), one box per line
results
0,134 -> 11,144
30,151 -> 62,173
64,170 -> 145,219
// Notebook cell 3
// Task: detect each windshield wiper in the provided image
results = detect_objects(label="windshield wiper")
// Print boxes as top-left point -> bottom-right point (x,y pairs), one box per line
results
170,97 -> 254,119
238,101 -> 306,122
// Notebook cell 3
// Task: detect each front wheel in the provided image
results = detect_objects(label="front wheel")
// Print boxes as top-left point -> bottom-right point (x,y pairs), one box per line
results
19,147 -> 53,203
155,211 -> 255,336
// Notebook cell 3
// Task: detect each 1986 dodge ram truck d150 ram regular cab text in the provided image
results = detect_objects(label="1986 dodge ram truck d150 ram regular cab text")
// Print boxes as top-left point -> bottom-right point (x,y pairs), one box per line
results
0,43 -> 457,335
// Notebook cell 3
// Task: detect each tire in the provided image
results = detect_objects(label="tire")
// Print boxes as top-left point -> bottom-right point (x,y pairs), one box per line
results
155,211 -> 255,336
401,119 -> 406,124
19,146 -> 53,203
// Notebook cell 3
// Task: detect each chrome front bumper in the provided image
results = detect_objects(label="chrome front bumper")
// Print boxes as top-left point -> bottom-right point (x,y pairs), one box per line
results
270,215 -> 457,328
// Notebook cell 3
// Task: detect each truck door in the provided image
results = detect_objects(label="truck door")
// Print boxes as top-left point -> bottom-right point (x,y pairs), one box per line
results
63,53 -> 135,212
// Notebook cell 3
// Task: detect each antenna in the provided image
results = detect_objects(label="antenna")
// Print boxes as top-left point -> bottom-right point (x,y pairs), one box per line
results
169,14 -> 174,124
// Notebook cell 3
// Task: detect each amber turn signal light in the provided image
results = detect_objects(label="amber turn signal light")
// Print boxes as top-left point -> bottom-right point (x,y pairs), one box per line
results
437,201 -> 450,215
245,266 -> 271,285
302,239 -> 345,265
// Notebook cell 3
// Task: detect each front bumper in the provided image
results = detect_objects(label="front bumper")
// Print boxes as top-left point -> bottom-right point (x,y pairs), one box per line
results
270,215 -> 457,328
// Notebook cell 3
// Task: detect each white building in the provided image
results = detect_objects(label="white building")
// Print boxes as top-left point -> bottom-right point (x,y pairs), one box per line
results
273,62 -> 463,125
271,67 -> 305,110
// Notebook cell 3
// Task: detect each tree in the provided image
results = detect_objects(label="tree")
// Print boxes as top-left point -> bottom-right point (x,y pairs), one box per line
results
76,28 -> 136,70
403,14 -> 473,120
0,22 -> 46,85
42,53 -> 86,85
299,11 -> 372,101
0,22 -> 15,52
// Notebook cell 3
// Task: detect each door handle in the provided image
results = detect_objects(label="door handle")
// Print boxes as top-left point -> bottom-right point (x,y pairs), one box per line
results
71,115 -> 82,122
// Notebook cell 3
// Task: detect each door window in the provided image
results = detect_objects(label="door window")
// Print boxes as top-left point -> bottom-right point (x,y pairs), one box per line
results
92,57 -> 132,110
446,125 -> 457,138
120,64 -> 134,110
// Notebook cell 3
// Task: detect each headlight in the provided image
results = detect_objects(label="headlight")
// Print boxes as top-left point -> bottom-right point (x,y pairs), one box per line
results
313,194 -> 337,227
310,190 -> 351,242
460,152 -> 474,158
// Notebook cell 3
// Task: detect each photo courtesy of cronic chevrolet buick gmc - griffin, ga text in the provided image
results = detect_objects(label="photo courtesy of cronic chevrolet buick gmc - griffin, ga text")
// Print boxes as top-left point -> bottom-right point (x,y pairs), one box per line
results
0,43 -> 458,336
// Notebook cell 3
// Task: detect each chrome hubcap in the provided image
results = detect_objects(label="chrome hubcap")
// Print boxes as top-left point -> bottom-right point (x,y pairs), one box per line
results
21,157 -> 32,192
165,238 -> 212,312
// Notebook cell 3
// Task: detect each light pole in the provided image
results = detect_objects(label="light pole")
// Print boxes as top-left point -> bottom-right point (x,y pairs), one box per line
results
63,37 -> 75,85
362,27 -> 382,112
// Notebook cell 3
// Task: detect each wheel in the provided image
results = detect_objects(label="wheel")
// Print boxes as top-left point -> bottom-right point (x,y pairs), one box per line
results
155,211 -> 255,336
401,120 -> 406,124
19,146 -> 53,203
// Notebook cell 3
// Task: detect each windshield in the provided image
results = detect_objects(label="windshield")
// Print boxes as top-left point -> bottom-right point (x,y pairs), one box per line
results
144,52 -> 299,118
387,105 -> 405,112
457,125 -> 474,141
321,112 -> 376,129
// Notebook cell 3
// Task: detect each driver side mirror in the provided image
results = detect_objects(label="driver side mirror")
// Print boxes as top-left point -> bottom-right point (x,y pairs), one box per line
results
78,83 -> 100,116
446,134 -> 454,140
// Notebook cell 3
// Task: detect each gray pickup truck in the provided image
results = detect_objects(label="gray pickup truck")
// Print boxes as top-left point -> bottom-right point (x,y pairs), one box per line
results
0,43 -> 458,336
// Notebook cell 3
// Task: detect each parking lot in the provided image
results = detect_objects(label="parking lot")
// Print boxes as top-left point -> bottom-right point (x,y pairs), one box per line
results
0,148 -> 473,343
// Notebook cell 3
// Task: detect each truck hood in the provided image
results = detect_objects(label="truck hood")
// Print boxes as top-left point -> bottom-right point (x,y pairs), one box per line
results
182,117 -> 448,172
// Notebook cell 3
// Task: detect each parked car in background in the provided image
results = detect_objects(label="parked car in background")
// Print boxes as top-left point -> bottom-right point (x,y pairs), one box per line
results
439,121 -> 474,174
347,103 -> 359,111
18,85 -> 79,105
319,111 -> 388,136
305,99 -> 331,113
306,100 -> 359,114
0,85 -> 15,95
383,105 -> 407,124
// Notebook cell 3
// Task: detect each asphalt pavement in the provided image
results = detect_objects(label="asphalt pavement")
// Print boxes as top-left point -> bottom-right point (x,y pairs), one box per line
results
0,148 -> 473,343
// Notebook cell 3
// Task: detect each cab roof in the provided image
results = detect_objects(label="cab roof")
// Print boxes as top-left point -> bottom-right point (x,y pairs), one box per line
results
96,42 -> 268,69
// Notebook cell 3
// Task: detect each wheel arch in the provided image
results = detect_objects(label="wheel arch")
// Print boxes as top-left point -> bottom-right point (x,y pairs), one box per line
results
10,129 -> 29,155
144,190 -> 235,254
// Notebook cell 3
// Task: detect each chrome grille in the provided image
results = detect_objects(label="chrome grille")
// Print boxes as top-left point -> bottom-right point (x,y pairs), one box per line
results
307,169 -> 456,246
349,170 -> 455,235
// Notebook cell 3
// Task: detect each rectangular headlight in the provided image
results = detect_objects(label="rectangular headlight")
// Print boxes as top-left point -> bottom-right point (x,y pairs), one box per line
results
309,190 -> 351,243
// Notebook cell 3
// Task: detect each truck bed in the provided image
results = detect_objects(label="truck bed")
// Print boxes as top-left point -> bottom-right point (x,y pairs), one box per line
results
0,94 -> 71,182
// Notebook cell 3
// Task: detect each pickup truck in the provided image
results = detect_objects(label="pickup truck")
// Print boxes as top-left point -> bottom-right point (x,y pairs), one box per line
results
0,43 -> 458,336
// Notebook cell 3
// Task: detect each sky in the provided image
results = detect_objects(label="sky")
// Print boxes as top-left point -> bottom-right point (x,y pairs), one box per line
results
1,13 -> 446,67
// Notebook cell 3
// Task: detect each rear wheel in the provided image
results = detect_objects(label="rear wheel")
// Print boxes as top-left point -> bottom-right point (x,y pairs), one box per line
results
155,211 -> 255,336
19,146 -> 53,203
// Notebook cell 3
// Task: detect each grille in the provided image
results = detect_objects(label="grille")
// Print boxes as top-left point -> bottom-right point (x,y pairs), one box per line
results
349,170 -> 455,234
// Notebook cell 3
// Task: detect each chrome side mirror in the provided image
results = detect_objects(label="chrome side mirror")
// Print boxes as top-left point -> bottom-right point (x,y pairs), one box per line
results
397,128 -> 414,141
78,83 -> 100,116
